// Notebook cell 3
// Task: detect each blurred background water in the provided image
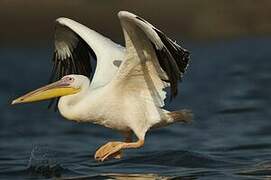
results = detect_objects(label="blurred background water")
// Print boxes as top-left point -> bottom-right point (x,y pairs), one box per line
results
1,1 -> 271,179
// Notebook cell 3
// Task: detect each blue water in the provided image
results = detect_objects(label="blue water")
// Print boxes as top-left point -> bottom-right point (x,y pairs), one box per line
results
1,37 -> 271,179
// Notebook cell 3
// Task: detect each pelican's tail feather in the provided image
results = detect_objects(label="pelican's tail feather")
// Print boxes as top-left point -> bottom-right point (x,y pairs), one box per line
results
152,109 -> 192,129
168,109 -> 193,123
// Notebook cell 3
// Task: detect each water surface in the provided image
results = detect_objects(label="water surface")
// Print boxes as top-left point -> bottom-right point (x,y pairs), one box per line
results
1,38 -> 271,179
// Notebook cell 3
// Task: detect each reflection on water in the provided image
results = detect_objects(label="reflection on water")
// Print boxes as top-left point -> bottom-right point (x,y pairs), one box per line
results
1,38 -> 271,179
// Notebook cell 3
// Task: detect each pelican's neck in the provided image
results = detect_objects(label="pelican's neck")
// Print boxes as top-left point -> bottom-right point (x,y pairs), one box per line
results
58,79 -> 90,120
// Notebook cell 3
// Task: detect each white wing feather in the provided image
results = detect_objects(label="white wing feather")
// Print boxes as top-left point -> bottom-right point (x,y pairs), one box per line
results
111,11 -> 169,107
55,18 -> 125,89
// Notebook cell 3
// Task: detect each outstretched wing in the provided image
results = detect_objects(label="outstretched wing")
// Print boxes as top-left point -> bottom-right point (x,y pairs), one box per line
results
49,20 -> 93,83
111,11 -> 190,107
49,17 -> 124,108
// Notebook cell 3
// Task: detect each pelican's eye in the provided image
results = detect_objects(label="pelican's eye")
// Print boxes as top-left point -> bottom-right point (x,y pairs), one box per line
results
63,76 -> 74,83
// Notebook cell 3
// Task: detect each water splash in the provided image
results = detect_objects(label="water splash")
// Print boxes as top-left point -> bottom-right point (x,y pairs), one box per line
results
27,145 -> 63,178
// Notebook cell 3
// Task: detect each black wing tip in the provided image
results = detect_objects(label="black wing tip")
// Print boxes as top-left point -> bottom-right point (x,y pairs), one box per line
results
152,29 -> 191,100
134,15 -> 191,100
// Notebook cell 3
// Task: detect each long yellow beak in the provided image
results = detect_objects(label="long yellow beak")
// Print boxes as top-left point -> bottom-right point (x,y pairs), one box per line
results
11,80 -> 80,105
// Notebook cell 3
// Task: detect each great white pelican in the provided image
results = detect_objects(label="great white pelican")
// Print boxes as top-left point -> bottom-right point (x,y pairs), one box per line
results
12,11 -> 192,161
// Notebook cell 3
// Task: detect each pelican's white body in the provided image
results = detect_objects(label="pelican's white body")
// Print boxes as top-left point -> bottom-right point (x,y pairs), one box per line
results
58,75 -> 170,140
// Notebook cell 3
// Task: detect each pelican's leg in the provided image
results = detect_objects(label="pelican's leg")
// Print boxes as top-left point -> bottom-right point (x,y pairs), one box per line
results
94,137 -> 144,162
106,131 -> 133,159
123,131 -> 133,142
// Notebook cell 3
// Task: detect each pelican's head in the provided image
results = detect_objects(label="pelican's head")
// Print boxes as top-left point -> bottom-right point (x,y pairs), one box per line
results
11,75 -> 89,105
